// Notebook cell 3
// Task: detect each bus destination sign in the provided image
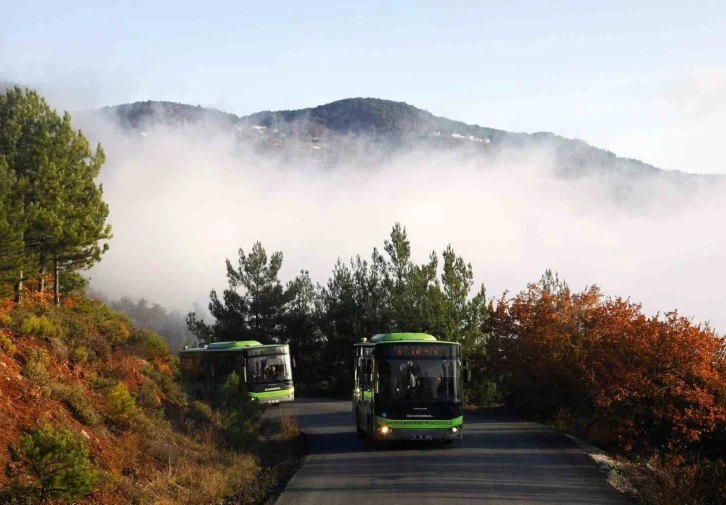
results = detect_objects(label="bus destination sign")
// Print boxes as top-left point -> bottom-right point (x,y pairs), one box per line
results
382,343 -> 458,358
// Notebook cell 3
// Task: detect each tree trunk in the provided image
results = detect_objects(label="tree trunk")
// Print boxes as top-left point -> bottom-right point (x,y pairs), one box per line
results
53,255 -> 60,305
14,270 -> 23,303
39,252 -> 46,294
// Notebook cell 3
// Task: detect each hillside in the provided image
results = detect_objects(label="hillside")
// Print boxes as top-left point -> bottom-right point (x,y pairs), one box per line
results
97,97 -> 712,183
0,292 -> 301,504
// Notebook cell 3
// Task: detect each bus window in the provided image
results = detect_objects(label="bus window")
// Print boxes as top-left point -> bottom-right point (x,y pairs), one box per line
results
246,354 -> 292,383
363,358 -> 372,386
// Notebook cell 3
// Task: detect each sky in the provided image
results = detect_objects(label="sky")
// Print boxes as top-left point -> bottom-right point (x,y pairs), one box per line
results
2,0 -> 725,174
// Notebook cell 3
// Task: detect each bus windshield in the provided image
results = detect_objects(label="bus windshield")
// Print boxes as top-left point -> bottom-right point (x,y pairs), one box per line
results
246,354 -> 292,383
377,358 -> 461,403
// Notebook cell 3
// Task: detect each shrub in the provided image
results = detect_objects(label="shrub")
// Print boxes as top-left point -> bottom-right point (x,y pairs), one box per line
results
88,335 -> 111,361
87,370 -> 117,392
1,331 -> 16,354
626,456 -> 726,505
105,382 -> 136,428
0,482 -> 39,505
69,344 -> 89,364
225,408 -> 263,449
188,400 -> 215,423
6,421 -> 95,502
465,374 -> 500,408
221,373 -> 263,448
98,317 -> 130,345
219,371 -> 243,411
18,315 -> 58,338
51,383 -> 100,425
22,348 -> 53,396
143,365 -> 185,405
133,380 -> 161,410
57,313 -> 92,344
143,329 -> 170,361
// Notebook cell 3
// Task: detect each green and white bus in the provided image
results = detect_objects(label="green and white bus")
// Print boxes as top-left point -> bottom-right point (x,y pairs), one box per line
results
179,341 -> 294,405
353,333 -> 470,443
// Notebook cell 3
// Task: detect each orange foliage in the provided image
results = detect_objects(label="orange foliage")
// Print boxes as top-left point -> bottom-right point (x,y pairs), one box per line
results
0,297 -> 13,318
488,282 -> 726,456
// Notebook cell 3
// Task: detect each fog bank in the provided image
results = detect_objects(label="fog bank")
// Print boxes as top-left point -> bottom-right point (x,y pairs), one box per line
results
83,120 -> 726,333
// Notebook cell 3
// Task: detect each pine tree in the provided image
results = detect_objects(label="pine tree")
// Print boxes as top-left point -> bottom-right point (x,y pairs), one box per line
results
0,86 -> 111,303
189,242 -> 292,343
441,244 -> 488,351
0,158 -> 24,295
6,422 -> 95,502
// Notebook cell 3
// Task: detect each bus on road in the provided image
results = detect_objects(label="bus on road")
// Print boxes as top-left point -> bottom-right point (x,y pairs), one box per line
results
180,340 -> 294,405
353,333 -> 469,443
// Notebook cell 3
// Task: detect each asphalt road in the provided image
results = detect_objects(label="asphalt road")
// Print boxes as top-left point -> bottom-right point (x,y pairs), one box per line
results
271,399 -> 632,505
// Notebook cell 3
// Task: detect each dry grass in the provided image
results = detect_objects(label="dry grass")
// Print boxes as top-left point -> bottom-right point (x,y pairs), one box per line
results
622,456 -> 726,505
277,406 -> 300,440
139,451 -> 260,505
559,428 -> 726,505
132,422 -> 261,505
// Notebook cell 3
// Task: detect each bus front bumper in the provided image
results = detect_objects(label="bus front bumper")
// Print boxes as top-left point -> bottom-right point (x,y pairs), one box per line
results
249,390 -> 295,405
374,425 -> 463,442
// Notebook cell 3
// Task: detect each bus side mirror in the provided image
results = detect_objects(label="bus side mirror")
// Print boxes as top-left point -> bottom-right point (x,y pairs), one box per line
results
364,373 -> 373,384
292,357 -> 297,369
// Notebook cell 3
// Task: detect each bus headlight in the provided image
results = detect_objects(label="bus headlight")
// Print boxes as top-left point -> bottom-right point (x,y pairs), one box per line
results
379,425 -> 391,435
451,426 -> 459,433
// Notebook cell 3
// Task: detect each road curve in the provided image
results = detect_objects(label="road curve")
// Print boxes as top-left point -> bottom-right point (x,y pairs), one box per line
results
272,399 -> 631,505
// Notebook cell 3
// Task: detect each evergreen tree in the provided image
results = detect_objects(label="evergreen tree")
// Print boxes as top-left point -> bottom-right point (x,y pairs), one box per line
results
0,86 -> 111,303
228,242 -> 289,341
188,242 -> 292,343
284,270 -> 322,388
316,259 -> 361,395
6,422 -> 95,502
0,158 -> 23,294
441,244 -> 488,351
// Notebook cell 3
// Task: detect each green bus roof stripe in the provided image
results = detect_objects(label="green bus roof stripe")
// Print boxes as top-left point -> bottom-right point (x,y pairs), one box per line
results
180,342 -> 291,354
368,333 -> 437,343
206,340 -> 262,349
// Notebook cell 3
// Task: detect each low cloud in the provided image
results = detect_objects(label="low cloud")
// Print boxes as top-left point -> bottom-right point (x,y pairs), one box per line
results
79,117 -> 726,333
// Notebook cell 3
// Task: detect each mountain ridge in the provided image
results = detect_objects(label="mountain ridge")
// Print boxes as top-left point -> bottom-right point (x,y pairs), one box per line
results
95,97 -> 717,183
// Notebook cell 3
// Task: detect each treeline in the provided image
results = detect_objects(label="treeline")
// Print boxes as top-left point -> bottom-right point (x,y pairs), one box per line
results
0,87 -> 111,303
187,224 -> 489,399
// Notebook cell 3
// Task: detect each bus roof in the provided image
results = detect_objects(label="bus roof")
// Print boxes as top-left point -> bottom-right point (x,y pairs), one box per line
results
180,341 -> 288,354
207,340 -> 262,349
368,333 -> 438,343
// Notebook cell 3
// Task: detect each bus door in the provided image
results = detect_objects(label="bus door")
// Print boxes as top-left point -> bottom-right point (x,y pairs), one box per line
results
361,354 -> 373,430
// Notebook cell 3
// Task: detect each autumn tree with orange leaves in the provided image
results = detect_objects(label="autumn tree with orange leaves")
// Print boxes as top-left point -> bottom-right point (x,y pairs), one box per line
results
487,271 -> 726,456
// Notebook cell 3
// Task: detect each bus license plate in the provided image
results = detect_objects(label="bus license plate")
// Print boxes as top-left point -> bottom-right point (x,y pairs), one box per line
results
409,434 -> 432,441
